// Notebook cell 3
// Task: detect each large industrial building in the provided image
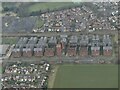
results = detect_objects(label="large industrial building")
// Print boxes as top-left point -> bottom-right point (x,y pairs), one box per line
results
11,35 -> 113,58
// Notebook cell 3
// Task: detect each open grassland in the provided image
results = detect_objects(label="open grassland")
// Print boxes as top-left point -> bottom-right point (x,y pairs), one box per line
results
53,64 -> 118,88
0,62 -> 2,74
2,2 -> 81,17
35,17 -> 44,29
28,2 -> 79,13
2,2 -> 21,9
2,37 -> 18,45
0,67 -> 2,74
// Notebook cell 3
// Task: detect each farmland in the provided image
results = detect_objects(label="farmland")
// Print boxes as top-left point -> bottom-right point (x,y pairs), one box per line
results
53,64 -> 118,88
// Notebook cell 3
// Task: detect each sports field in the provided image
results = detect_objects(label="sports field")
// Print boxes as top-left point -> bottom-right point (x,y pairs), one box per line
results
53,64 -> 118,88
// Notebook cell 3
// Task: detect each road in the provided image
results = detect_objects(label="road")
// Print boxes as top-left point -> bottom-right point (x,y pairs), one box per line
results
1,30 -> 118,37
2,55 -> 116,63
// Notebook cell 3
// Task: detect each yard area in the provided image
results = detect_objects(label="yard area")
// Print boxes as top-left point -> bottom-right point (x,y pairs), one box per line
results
52,64 -> 118,88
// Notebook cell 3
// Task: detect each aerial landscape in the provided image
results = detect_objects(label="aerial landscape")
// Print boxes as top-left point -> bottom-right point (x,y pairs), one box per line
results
0,2 -> 119,89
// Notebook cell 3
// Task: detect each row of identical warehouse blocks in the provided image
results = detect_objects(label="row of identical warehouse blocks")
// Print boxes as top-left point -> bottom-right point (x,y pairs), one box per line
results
23,37 -> 38,57
65,35 -> 112,57
12,37 -> 56,57
12,37 -> 28,57
12,35 -> 113,58
91,35 -> 112,56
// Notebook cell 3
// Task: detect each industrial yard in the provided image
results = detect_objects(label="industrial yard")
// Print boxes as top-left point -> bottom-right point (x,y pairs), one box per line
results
0,2 -> 119,89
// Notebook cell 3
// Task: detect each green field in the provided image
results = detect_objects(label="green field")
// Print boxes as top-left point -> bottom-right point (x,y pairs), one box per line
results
53,64 -> 118,88
35,17 -> 44,29
2,2 -> 82,17
0,67 -> 2,74
2,2 -> 21,9
28,2 -> 79,13
2,37 -> 18,45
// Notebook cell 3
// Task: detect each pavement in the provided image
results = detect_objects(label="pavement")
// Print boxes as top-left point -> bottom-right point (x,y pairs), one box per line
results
1,30 -> 118,37
2,54 -> 116,64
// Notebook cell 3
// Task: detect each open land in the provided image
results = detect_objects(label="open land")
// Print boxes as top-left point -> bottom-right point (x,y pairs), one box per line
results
53,64 -> 118,88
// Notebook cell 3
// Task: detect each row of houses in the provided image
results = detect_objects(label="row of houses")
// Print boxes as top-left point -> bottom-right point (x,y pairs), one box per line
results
12,35 -> 112,58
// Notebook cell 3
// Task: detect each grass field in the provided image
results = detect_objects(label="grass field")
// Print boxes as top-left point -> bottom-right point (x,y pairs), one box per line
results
2,2 -> 20,9
2,37 -> 18,45
0,67 -> 2,74
28,2 -> 79,13
2,2 -> 81,17
53,64 -> 118,88
35,17 -> 44,29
